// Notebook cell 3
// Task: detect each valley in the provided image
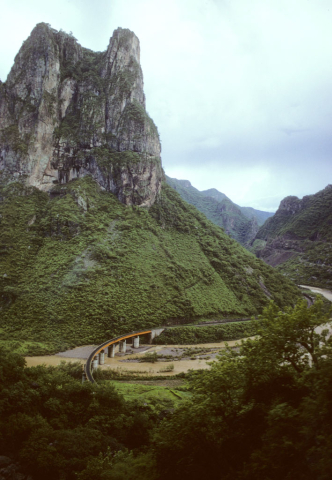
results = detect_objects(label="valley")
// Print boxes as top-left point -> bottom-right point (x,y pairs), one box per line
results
0,19 -> 331,480
23,284 -> 331,381
24,338 -> 249,373
166,175 -> 273,247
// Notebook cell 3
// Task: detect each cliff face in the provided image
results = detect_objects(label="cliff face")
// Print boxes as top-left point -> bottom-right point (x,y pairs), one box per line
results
0,23 -> 162,206
251,185 -> 332,287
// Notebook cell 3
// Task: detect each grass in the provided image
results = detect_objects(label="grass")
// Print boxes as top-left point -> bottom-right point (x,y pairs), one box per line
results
0,339 -> 74,356
109,380 -> 191,408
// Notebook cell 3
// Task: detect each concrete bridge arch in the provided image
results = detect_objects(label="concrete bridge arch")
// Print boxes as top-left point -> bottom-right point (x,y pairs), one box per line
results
84,328 -> 165,383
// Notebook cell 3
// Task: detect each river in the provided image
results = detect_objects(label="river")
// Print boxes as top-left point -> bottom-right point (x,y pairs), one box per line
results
24,339 -> 247,372
299,285 -> 332,302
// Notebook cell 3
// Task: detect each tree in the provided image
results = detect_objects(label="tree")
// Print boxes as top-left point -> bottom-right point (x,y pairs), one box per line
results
153,299 -> 332,480
254,298 -> 331,372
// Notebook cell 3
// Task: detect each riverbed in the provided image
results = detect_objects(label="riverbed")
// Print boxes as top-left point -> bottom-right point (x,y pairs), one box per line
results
24,338 -> 250,374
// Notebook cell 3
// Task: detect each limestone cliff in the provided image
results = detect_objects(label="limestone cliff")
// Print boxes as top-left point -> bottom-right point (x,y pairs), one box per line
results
0,23 -> 162,206
251,185 -> 332,287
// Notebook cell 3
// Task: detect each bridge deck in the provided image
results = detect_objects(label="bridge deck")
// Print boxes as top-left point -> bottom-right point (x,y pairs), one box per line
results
85,329 -> 153,383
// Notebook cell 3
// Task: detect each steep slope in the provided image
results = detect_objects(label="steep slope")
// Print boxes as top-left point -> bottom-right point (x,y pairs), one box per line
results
0,23 -> 162,206
200,188 -> 274,226
251,185 -> 332,287
0,177 -> 300,351
166,176 -> 273,246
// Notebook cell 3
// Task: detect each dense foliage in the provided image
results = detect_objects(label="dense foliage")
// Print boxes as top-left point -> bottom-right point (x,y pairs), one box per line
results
0,176 -> 300,353
0,299 -> 331,479
153,299 -> 332,480
0,351 -> 159,480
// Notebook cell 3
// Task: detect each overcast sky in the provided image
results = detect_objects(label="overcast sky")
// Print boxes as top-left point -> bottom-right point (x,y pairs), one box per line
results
1,0 -> 332,211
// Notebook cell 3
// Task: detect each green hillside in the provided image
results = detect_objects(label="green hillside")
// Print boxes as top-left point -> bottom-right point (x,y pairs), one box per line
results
255,187 -> 332,241
0,176 -> 300,353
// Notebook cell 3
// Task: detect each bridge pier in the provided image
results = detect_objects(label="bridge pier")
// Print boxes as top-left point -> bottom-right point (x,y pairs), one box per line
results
86,329 -> 166,383
92,357 -> 98,370
107,344 -> 116,358
99,350 -> 105,365
119,340 -> 126,353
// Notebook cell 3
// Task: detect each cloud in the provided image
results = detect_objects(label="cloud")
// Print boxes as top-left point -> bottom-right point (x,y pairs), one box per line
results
0,0 -> 331,211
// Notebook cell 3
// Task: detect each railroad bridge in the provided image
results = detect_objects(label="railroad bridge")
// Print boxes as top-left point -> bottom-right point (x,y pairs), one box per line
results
84,328 -> 165,383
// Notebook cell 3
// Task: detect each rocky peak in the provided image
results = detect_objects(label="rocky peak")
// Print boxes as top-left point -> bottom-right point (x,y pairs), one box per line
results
278,195 -> 301,214
278,194 -> 312,215
0,23 -> 162,207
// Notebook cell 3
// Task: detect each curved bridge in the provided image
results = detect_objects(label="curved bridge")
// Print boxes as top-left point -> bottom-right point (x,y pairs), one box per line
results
84,328 -> 165,383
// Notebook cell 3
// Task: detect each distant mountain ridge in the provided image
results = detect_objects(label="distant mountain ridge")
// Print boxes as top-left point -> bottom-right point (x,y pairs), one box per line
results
166,176 -> 273,246
201,188 -> 228,203
251,185 -> 332,288
202,188 -> 274,225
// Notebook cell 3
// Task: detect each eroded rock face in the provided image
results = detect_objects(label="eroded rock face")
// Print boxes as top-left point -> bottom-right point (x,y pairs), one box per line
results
278,195 -> 311,214
250,185 -> 332,287
0,23 -> 162,206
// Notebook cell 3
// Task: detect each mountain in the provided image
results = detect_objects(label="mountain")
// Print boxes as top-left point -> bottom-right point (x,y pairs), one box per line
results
0,23 -> 162,206
251,185 -> 332,288
238,206 -> 273,226
0,24 -> 300,353
166,176 -> 273,246
201,187 -> 273,225
200,188 -> 229,203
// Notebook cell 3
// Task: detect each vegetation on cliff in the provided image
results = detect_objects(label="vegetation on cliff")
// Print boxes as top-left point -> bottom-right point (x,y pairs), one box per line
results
0,176 -> 300,353
252,185 -> 332,287
166,176 -> 273,247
